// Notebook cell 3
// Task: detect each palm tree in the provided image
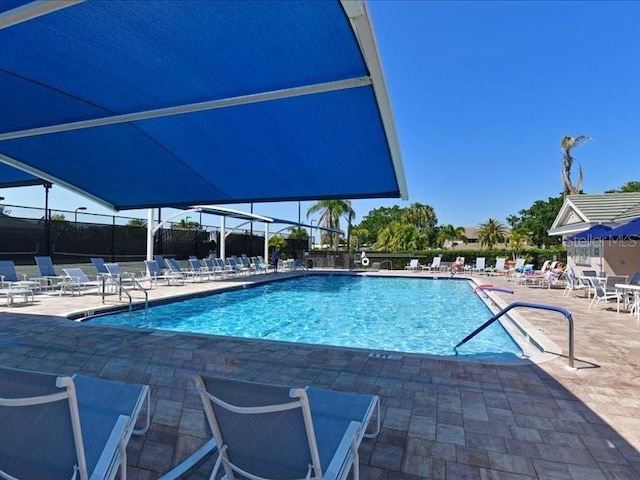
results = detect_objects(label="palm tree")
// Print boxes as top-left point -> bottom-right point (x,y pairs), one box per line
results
560,135 -> 591,196
373,222 -> 428,251
477,218 -> 508,249
401,202 -> 437,230
127,218 -> 147,228
306,200 -> 355,250
287,226 -> 308,240
437,224 -> 467,248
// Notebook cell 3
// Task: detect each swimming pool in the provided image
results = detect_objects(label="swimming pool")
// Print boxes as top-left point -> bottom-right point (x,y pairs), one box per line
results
89,275 -> 523,359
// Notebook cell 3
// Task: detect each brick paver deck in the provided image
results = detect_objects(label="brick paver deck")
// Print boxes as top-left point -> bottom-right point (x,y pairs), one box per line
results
0,270 -> 638,479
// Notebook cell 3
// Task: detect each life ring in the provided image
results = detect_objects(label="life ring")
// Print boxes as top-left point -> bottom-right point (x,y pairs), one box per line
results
361,257 -> 370,266
473,284 -> 493,292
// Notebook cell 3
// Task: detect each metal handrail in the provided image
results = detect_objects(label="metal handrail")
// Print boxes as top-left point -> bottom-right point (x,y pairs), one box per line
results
454,301 -> 575,369
103,275 -> 149,313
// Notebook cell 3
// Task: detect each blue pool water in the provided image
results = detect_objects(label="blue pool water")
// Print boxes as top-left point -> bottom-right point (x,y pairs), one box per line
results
89,275 -> 523,359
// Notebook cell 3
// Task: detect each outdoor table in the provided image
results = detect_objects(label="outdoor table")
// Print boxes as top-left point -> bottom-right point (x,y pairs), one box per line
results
0,288 -> 34,306
615,284 -> 640,321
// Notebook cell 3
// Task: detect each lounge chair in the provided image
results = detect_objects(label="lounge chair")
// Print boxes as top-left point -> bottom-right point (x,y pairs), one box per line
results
0,365 -> 149,480
104,262 -> 150,290
193,375 -> 380,480
421,256 -> 441,271
484,257 -> 506,276
154,255 -> 169,273
470,257 -> 486,274
90,257 -> 109,275
165,257 -> 203,282
0,260 -> 40,291
33,255 -> 66,289
404,259 -> 419,271
188,258 -> 211,280
61,267 -> 109,295
144,260 -> 185,286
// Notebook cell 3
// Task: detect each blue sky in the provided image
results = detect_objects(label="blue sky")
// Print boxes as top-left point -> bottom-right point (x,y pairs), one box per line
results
2,1 -> 639,229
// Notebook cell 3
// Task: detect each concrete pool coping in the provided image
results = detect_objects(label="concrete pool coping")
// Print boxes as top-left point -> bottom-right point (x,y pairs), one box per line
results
1,268 -> 640,479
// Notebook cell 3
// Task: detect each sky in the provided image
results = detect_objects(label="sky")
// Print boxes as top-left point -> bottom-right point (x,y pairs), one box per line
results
2,1 -> 639,230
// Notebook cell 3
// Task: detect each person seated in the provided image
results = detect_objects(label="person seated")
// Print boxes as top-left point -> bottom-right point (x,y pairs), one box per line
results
451,257 -> 464,271
545,262 -> 566,283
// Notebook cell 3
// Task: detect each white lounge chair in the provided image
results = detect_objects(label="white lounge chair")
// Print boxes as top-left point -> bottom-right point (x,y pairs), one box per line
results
471,257 -> 486,274
404,259 -> 419,271
421,256 -> 441,271
61,267 -> 109,295
193,375 -> 380,480
0,365 -> 149,480
485,257 -> 506,276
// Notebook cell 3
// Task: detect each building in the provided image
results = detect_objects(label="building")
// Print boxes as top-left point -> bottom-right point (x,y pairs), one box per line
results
548,193 -> 640,277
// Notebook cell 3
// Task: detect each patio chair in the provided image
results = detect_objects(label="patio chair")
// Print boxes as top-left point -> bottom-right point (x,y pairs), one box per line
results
188,258 -> 211,280
144,260 -> 185,286
421,256 -> 441,271
471,257 -> 486,274
485,257 -> 506,276
0,365 -> 149,480
104,262 -> 150,290
33,255 -> 66,288
562,266 -> 591,297
193,375 -> 380,480
61,267 -> 110,295
404,259 -> 419,271
165,257 -> 203,282
0,260 -> 40,290
90,257 -> 109,275
587,276 -> 624,310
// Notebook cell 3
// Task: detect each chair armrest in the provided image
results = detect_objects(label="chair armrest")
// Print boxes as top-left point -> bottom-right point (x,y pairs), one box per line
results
91,414 -> 129,480
323,420 -> 361,480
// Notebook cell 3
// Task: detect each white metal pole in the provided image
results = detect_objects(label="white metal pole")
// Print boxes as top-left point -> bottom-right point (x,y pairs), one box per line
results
220,216 -> 226,260
264,222 -> 269,263
146,209 -> 154,261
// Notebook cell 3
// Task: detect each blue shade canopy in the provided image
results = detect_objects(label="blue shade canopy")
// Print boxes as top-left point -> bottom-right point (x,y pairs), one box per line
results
0,0 -> 407,210
590,218 -> 640,240
0,161 -> 46,187
565,224 -> 612,242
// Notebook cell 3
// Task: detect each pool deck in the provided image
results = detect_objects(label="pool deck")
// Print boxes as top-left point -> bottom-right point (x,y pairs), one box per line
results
1,269 -> 639,479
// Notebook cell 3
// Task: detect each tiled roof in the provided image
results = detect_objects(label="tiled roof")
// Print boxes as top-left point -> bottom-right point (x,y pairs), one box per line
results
567,193 -> 640,223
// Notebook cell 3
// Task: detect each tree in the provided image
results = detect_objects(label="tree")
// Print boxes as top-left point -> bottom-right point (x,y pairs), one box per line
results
605,181 -> 640,193
354,205 -> 404,245
350,227 -> 369,250
560,135 -> 592,196
507,230 -> 529,256
127,218 -> 147,228
306,200 -> 354,250
507,195 -> 563,247
50,213 -> 67,221
268,234 -> 287,251
437,224 -> 467,248
477,218 -> 508,249
401,202 -> 437,230
172,218 -> 199,229
287,226 -> 308,240
373,221 -> 429,251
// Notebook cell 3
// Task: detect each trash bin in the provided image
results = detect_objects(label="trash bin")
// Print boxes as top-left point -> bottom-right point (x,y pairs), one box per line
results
306,259 -> 313,269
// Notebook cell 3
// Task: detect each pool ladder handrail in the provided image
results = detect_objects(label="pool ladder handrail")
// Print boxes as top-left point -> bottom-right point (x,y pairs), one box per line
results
102,275 -> 149,313
454,301 -> 575,369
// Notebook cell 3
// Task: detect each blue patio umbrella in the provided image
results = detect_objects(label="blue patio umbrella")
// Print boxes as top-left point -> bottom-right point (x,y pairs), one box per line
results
590,217 -> 640,240
565,224 -> 613,276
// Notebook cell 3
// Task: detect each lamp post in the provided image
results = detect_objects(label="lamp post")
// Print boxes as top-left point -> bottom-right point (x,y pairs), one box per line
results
74,207 -> 87,228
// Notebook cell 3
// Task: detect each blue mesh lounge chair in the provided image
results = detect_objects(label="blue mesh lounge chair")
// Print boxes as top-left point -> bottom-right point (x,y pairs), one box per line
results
193,375 -> 380,480
144,260 -> 185,286
165,257 -> 203,282
0,365 -> 149,480
90,257 -> 109,275
33,256 -> 66,287
0,260 -> 40,290
61,267 -> 109,296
